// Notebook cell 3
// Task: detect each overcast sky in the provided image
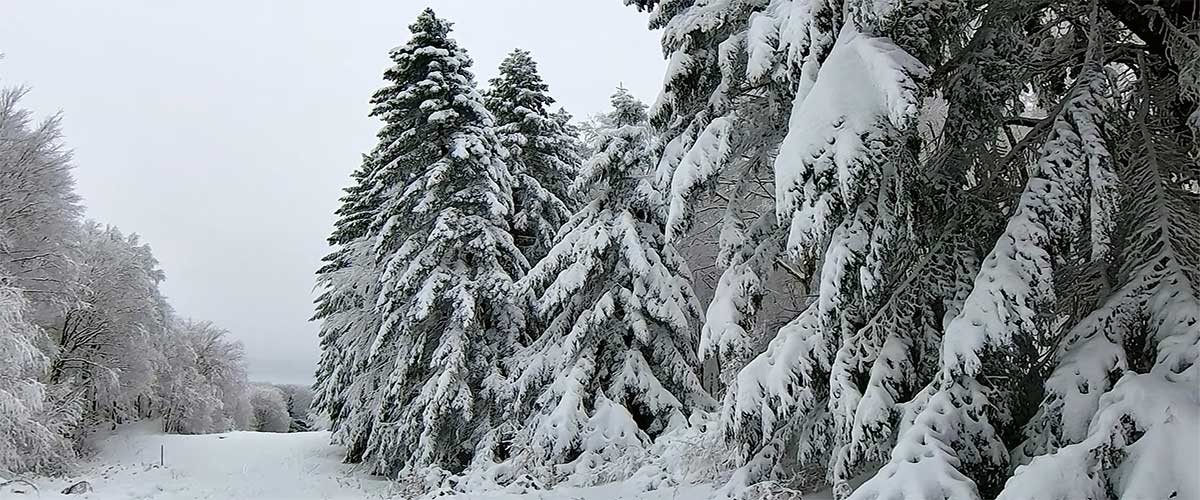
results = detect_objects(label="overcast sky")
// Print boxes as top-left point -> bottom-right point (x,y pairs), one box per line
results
1,1 -> 665,385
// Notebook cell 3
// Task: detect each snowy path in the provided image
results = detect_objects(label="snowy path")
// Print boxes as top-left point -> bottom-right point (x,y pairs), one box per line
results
15,423 -> 717,500
20,423 -> 396,500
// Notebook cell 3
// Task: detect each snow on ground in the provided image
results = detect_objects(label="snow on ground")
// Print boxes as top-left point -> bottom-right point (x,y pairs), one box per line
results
11,422 -> 718,500
14,421 -> 395,500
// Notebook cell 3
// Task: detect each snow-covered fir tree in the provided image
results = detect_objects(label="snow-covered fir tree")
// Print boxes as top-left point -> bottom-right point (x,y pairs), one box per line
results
628,0 -> 1199,499
506,87 -> 713,486
996,59 -> 1199,500
484,49 -> 584,266
335,9 -> 528,478
311,155 -> 388,462
625,0 -> 838,388
716,20 -> 939,497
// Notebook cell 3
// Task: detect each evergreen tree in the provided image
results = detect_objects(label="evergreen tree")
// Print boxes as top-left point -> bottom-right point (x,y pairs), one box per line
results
351,9 -> 527,477
485,49 -> 583,266
850,43 -> 1110,500
630,0 -> 1199,499
311,155 -> 386,462
508,87 -> 712,485
997,63 -> 1200,500
716,21 -> 938,496
626,0 -> 844,388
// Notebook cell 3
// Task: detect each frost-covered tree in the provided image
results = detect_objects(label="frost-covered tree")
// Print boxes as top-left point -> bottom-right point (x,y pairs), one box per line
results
179,319 -> 251,431
157,319 -> 251,434
485,49 -> 584,266
50,222 -> 169,426
0,280 -> 77,476
275,384 -> 315,427
157,330 -> 224,435
0,84 -> 83,476
506,87 -> 712,485
0,81 -> 257,466
249,385 -> 290,433
349,9 -> 527,477
0,86 -> 82,320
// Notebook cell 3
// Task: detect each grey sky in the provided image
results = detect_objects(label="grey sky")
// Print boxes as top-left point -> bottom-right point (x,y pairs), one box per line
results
1,1 -> 664,385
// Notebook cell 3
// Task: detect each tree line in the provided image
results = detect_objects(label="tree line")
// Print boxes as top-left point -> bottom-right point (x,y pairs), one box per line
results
315,3 -> 1198,500
0,85 -> 314,478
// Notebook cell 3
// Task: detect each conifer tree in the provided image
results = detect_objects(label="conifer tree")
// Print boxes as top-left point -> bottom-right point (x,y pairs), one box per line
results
485,49 -> 583,266
627,0 -> 844,385
628,0 -> 1199,499
351,9 -> 527,477
508,87 -> 712,485
311,155 -> 386,462
997,61 -> 1199,500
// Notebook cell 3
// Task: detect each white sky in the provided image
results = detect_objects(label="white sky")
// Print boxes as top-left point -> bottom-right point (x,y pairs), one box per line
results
1,1 -> 665,385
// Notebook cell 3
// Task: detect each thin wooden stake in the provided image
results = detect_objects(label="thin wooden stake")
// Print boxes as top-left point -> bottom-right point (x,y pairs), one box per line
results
160,444 -> 164,467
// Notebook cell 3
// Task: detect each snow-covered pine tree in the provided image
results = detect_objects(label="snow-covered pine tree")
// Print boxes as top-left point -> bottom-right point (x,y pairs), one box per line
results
847,9 -> 1160,500
312,154 -> 387,461
508,87 -> 712,485
484,49 -> 583,266
354,9 -> 527,477
997,62 -> 1200,500
625,0 -> 849,389
712,17 -> 936,495
629,1 -> 1199,499
848,98 -> 1099,496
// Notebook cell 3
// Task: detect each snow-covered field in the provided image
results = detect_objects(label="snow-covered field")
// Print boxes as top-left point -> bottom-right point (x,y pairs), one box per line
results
11,422 -> 718,500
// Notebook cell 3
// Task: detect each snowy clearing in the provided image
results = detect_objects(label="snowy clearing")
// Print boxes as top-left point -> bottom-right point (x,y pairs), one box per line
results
12,422 -> 720,500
